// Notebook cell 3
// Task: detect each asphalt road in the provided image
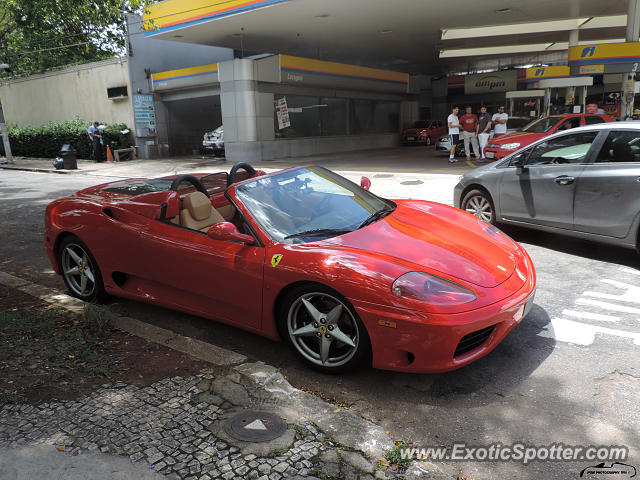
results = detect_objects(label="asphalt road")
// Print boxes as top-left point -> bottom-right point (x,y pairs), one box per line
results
1,167 -> 638,480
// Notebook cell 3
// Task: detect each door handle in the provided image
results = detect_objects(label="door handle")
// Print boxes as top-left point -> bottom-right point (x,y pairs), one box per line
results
554,175 -> 575,185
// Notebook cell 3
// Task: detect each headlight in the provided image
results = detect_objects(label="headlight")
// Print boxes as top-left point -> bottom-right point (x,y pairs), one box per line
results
391,272 -> 477,305
419,129 -> 427,134
501,142 -> 521,150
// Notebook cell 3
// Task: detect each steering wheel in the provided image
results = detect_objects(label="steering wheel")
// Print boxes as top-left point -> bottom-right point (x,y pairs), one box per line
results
170,174 -> 209,197
228,162 -> 256,186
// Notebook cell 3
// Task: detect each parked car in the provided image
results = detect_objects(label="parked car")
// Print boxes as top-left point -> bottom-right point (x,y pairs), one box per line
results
45,163 -> 536,374
454,122 -> 640,251
483,113 -> 615,161
402,120 -> 446,146
436,117 -> 530,157
202,126 -> 224,156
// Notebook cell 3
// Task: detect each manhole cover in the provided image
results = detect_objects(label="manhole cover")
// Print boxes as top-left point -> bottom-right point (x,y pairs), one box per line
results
224,412 -> 288,442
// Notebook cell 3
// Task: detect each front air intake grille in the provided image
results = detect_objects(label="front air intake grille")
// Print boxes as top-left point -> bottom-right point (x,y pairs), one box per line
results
454,325 -> 496,357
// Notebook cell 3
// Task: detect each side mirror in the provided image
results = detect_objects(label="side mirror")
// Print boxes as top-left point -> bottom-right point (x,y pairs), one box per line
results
512,157 -> 527,174
360,176 -> 371,191
207,222 -> 255,245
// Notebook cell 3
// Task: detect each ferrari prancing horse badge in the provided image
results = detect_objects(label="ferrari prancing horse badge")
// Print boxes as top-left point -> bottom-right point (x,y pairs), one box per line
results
271,254 -> 283,267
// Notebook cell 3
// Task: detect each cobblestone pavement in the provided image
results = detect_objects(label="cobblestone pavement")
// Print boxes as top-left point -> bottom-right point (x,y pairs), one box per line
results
0,367 -> 438,480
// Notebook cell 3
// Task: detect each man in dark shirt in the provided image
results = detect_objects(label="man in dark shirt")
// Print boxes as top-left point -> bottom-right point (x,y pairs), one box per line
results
477,107 -> 492,162
459,106 -> 479,161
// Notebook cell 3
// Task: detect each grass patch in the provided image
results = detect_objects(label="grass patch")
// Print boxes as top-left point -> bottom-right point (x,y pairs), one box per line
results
383,440 -> 412,470
271,447 -> 289,456
293,424 -> 312,438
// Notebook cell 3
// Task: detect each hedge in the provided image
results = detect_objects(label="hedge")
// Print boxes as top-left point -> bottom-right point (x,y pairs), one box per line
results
7,117 -> 133,159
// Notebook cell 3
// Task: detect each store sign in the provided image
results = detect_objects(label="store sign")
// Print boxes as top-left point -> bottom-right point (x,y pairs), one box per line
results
133,94 -> 156,137
464,71 -> 517,95
275,97 -> 290,130
579,64 -> 605,74
525,66 -> 570,82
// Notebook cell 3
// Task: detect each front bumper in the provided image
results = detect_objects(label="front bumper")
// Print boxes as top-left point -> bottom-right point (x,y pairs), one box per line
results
483,147 -> 511,161
355,248 -> 536,373
403,136 -> 429,145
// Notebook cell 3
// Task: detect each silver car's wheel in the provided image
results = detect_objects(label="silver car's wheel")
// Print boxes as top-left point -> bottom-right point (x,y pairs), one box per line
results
462,189 -> 495,224
280,285 -> 370,372
59,236 -> 105,302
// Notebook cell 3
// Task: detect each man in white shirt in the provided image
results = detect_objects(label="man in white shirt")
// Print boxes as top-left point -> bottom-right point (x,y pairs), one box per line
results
447,107 -> 460,163
491,105 -> 508,137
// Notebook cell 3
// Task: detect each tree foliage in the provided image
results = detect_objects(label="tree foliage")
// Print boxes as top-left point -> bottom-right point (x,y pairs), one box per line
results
0,0 -> 150,76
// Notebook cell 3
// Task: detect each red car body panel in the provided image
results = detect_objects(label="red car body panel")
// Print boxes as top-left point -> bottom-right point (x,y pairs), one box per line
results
402,120 -> 447,145
483,113 -> 615,160
45,167 -> 536,373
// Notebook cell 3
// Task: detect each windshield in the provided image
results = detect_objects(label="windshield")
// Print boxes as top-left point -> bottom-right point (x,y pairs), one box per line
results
235,166 -> 394,244
412,121 -> 429,128
521,117 -> 563,133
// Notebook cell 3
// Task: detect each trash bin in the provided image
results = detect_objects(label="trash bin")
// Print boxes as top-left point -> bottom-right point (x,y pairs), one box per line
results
59,144 -> 77,170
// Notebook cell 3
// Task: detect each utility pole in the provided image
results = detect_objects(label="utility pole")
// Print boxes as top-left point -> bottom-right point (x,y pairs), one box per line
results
0,63 -> 13,164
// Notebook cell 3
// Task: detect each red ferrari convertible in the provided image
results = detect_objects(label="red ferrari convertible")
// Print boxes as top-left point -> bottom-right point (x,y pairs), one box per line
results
45,163 -> 536,373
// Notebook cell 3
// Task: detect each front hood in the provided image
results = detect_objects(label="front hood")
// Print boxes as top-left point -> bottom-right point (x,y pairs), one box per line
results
324,200 -> 521,288
490,131 -> 543,145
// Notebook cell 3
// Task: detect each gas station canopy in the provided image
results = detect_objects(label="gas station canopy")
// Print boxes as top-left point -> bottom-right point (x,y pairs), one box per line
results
144,0 -> 630,74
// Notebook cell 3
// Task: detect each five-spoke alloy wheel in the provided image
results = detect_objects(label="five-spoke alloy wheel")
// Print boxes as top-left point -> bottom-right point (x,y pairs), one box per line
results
279,285 -> 370,373
461,189 -> 496,224
59,236 -> 105,302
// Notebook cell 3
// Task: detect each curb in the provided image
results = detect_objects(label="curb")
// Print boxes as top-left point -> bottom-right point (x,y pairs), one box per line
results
0,165 -> 73,174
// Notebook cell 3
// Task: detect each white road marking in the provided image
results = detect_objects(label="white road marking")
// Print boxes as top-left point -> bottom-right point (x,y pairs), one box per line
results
552,268 -> 640,346
575,298 -> 640,315
620,267 -> 640,276
561,309 -> 619,323
551,318 -> 640,346
583,279 -> 640,304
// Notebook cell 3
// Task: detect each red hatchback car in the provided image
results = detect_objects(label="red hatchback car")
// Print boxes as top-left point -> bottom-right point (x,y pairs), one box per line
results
402,120 -> 447,146
483,113 -> 615,161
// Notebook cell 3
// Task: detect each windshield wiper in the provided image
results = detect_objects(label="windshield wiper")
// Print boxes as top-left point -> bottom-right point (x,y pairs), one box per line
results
285,228 -> 353,240
358,207 -> 394,229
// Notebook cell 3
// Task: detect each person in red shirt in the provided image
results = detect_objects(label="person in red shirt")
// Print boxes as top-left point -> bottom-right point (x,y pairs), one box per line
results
459,106 -> 480,161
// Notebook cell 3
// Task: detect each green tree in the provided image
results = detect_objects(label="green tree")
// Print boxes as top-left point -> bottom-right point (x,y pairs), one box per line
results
0,0 -> 150,76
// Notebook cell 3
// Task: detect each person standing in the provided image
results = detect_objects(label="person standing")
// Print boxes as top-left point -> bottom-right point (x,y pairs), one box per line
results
492,105 -> 508,138
447,107 -> 461,163
477,106 -> 492,161
459,106 -> 479,161
87,121 -> 103,163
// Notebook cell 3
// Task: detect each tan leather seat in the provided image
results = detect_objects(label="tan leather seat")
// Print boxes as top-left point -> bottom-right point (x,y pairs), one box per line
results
179,191 -> 225,232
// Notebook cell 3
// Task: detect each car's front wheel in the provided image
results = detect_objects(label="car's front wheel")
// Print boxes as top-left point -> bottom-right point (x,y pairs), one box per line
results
461,189 -> 496,224
278,284 -> 371,373
58,235 -> 106,302
425,136 -> 432,146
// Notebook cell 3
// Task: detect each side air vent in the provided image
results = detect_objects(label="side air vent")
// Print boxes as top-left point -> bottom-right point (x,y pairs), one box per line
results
454,325 -> 496,357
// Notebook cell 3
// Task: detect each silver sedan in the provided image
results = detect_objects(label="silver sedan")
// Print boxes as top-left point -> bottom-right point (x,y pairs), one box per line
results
453,122 -> 640,251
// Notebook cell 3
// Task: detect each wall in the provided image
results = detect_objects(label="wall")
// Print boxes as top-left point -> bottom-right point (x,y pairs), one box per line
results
0,58 -> 133,127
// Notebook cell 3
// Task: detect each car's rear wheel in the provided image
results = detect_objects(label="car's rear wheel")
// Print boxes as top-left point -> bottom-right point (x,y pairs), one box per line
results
278,284 -> 371,373
59,236 -> 105,302
455,142 -> 465,157
461,189 -> 496,224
